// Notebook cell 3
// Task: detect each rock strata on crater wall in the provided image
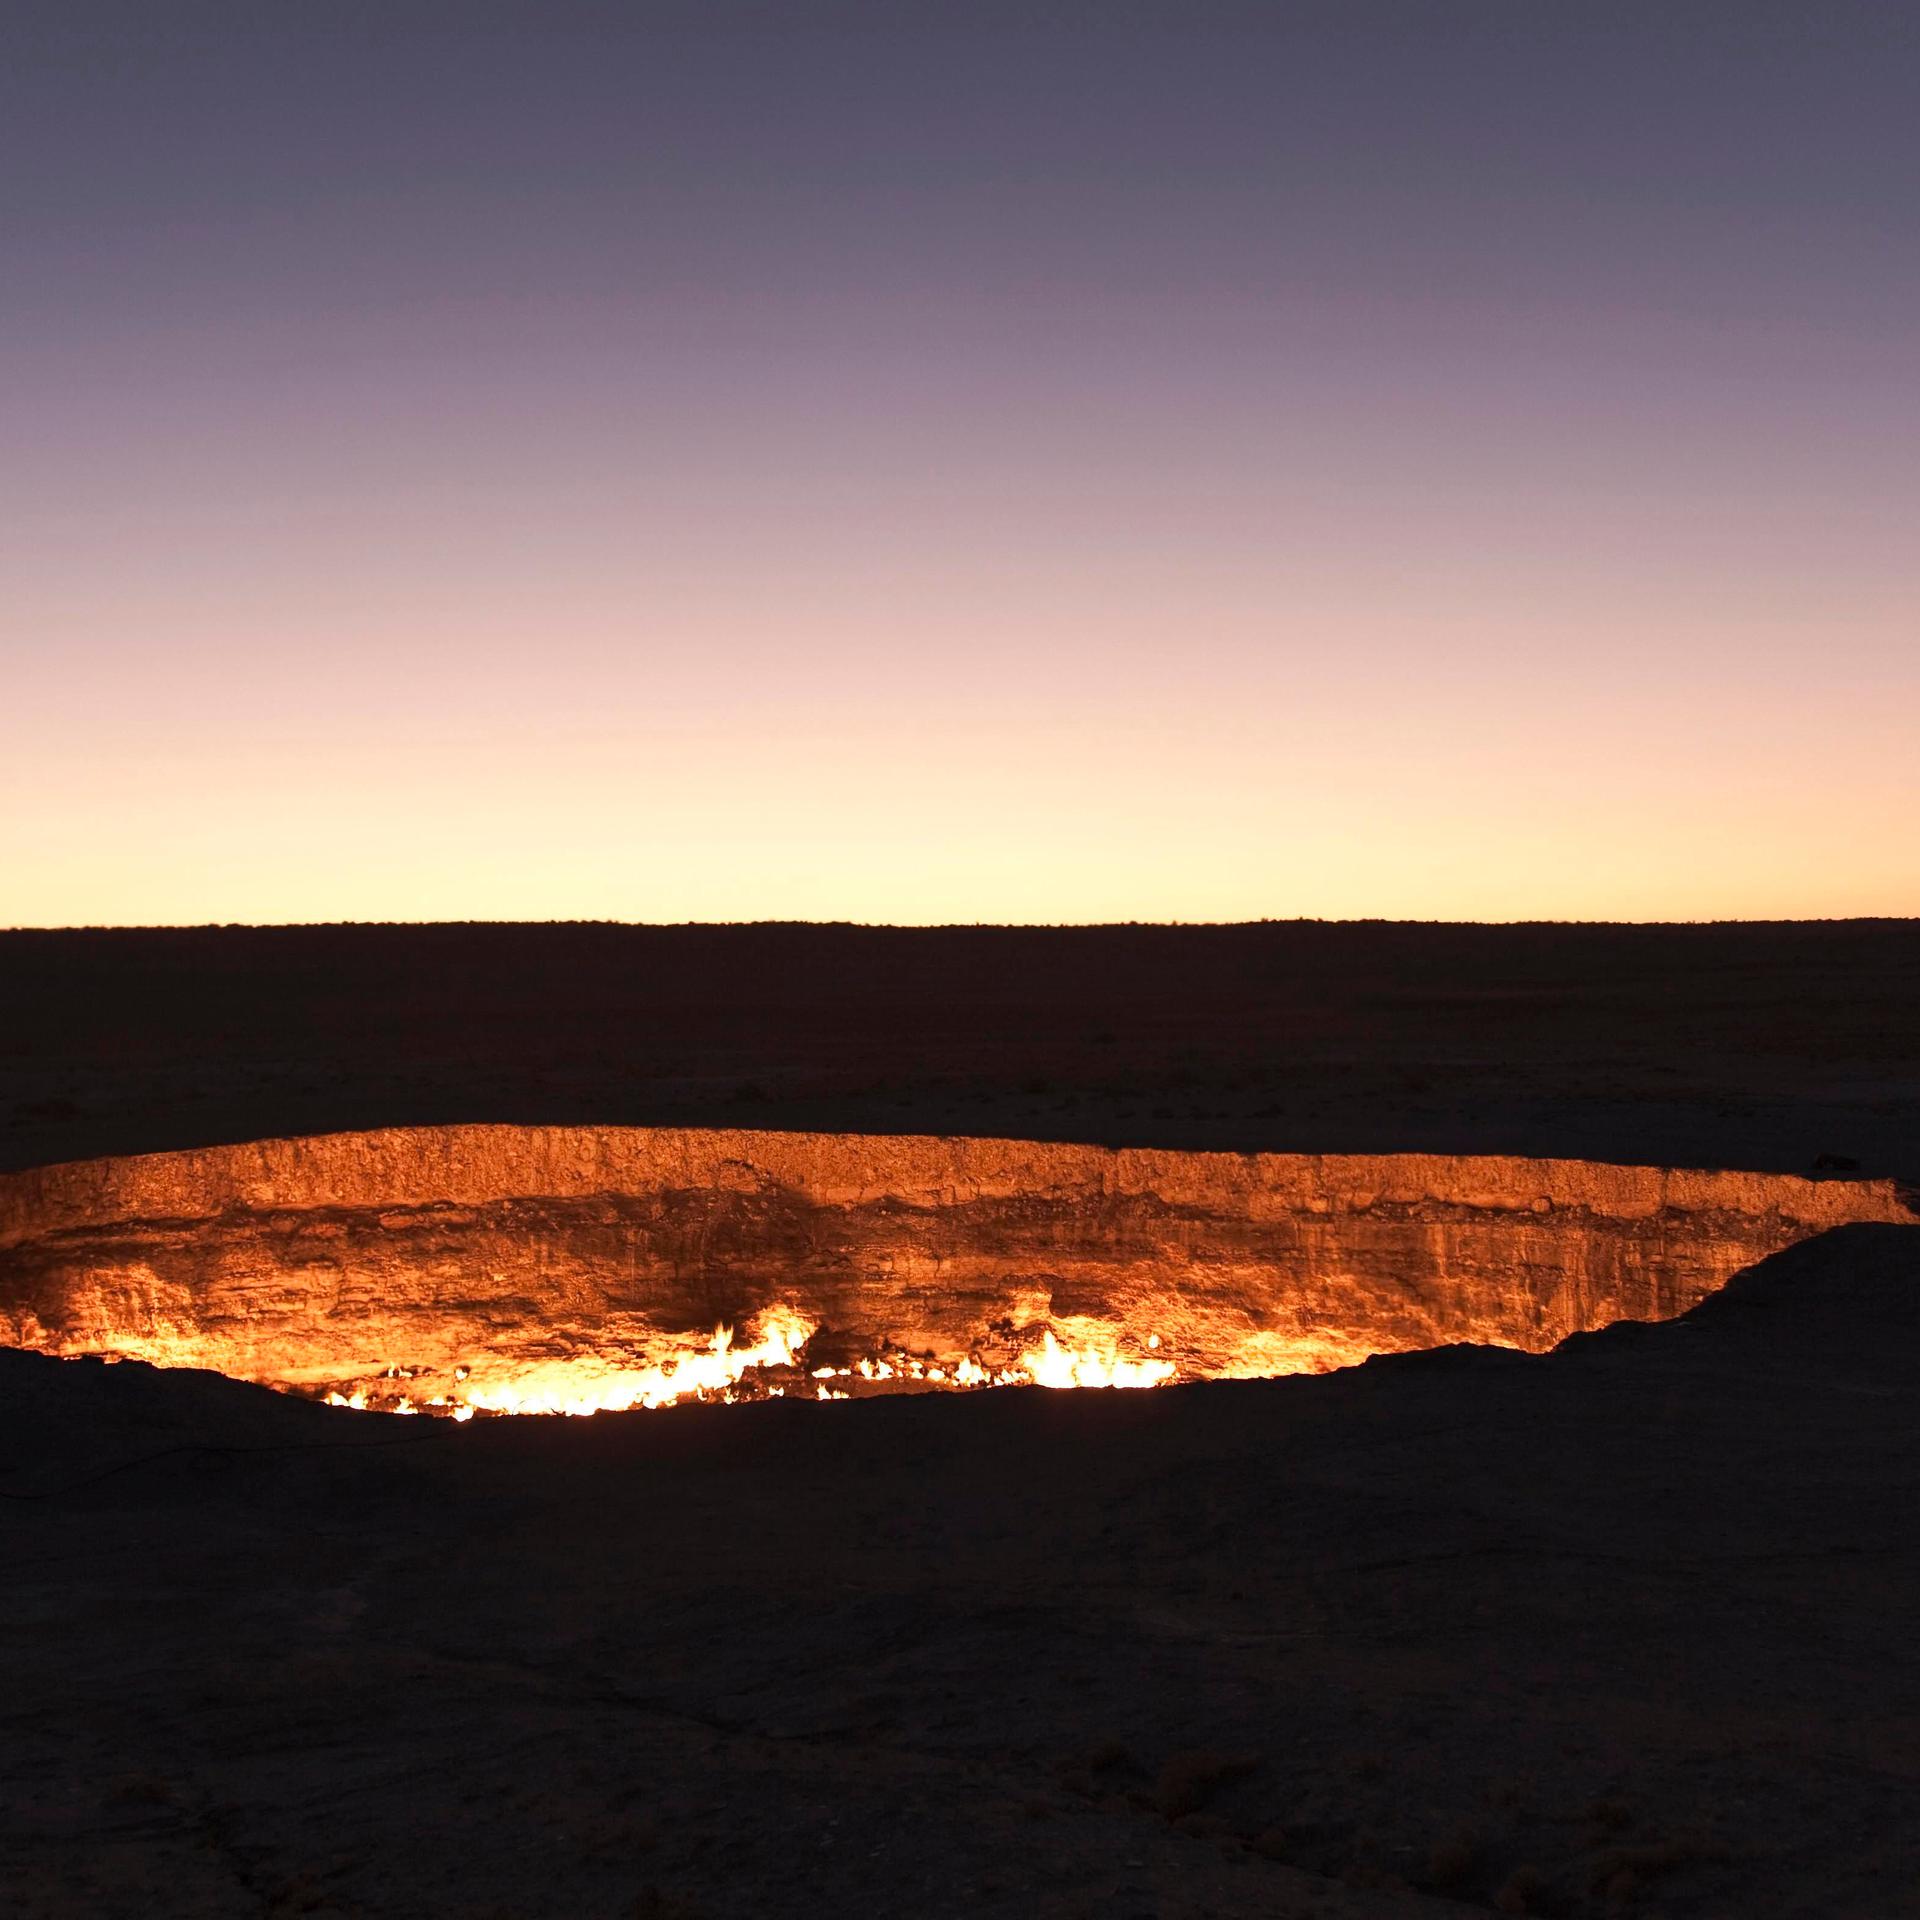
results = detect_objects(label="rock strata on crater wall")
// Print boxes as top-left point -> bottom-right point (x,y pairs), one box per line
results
0,1126 -> 1911,1411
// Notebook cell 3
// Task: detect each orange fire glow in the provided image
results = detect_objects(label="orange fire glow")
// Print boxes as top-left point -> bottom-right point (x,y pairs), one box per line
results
315,1308 -> 1179,1419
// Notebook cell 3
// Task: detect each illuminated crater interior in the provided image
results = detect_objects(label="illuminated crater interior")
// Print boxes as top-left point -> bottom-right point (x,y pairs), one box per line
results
1,1128 -> 1909,1418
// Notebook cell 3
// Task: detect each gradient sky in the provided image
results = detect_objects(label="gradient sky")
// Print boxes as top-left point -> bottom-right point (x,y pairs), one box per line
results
5,1 -> 1916,926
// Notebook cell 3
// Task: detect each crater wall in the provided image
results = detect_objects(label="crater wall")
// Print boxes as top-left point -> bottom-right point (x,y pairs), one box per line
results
0,1127 -> 1910,1406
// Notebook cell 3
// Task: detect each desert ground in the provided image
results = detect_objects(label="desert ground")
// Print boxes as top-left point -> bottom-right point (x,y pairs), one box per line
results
4,921 -> 1917,1176
2,922 -> 1917,1917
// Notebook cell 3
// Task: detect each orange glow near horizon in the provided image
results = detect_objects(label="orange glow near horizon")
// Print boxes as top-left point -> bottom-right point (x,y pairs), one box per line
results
6,441 -> 1917,927
6,562 -> 1917,927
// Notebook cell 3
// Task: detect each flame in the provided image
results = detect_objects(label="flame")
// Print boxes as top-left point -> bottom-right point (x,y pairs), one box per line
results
442,1304 -> 818,1418
91,1307 -> 1183,1421
311,1313 -> 1182,1420
388,1318 -> 1177,1414
1015,1328 -> 1176,1391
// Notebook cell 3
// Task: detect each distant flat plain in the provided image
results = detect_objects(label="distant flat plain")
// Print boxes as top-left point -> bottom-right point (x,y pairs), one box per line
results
3,919 -> 1917,1175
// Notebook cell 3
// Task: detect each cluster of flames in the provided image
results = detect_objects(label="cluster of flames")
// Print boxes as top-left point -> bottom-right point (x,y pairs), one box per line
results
321,1305 -> 1177,1420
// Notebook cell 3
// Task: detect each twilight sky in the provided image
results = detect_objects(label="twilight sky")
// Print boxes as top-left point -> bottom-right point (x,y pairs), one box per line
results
5,1 -> 1916,926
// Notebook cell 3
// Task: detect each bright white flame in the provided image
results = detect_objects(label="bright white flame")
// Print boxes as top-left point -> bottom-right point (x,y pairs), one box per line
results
455,1305 -> 817,1418
1016,1329 -> 1176,1391
311,1312 -> 1180,1418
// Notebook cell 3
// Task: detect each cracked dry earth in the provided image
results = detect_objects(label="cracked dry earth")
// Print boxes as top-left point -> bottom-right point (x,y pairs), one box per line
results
4,1225 -> 1918,1919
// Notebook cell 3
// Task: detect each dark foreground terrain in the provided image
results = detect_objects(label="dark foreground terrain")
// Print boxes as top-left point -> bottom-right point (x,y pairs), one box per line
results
3,1226 -> 1917,1919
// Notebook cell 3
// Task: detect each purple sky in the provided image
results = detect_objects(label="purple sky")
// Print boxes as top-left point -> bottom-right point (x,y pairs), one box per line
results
5,2 -> 1916,924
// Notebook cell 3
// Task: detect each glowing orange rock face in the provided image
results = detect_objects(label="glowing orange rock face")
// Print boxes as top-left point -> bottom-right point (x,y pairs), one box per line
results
0,1127 -> 1909,1418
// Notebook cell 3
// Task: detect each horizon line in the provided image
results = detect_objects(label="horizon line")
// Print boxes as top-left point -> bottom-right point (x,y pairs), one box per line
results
5,916 -> 1918,936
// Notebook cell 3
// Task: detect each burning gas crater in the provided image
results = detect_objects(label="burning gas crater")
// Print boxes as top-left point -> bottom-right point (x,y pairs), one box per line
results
2,1126 -> 1911,1423
326,1305 -> 1176,1420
